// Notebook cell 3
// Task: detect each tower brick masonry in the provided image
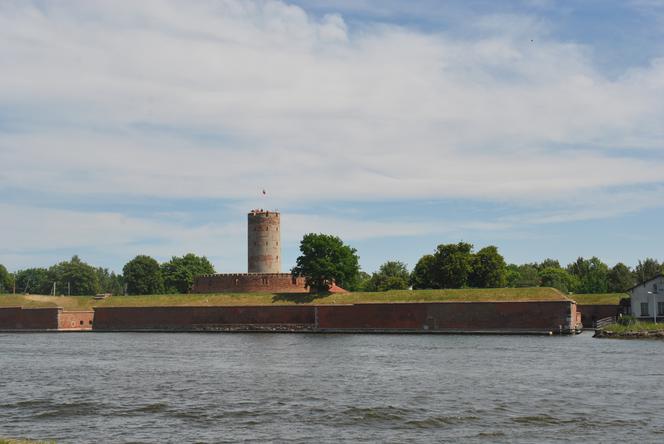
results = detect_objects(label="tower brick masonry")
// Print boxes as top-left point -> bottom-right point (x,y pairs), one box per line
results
248,209 -> 281,273
192,209 -> 313,294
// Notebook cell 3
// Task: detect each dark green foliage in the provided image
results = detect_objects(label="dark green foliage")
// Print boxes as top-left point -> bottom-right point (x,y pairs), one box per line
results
412,244 -> 508,289
348,271 -> 371,292
0,264 -> 11,293
634,258 -> 662,284
161,253 -> 215,294
469,246 -> 507,288
539,267 -> 578,293
366,261 -> 410,292
123,255 -> 164,295
15,268 -> 51,294
48,255 -> 100,296
537,258 -> 561,270
431,242 -> 474,288
567,257 -> 609,293
505,264 -> 520,287
607,263 -> 634,293
96,267 -> 125,295
513,264 -> 541,287
291,233 -> 360,292
410,254 -> 436,289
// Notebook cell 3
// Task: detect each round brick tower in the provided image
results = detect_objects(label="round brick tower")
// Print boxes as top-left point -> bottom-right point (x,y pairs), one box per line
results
248,209 -> 281,273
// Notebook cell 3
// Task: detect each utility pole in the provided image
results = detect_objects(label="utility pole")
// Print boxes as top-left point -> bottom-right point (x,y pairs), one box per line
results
68,281 -> 71,296
52,282 -> 57,296
12,273 -> 16,295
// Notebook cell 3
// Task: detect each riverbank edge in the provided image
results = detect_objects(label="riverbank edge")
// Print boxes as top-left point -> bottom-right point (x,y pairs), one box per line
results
594,329 -> 664,339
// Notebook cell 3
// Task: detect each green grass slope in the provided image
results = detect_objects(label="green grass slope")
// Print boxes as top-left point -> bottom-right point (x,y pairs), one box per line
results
572,293 -> 626,305
0,287 -> 568,310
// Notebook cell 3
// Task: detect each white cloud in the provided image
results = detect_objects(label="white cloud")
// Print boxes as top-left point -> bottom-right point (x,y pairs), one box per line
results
1,1 -> 663,206
1,0 -> 664,269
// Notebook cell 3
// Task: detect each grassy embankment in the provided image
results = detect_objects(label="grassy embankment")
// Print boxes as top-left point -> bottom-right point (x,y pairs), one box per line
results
571,293 -> 625,305
0,287 -> 567,310
598,321 -> 664,335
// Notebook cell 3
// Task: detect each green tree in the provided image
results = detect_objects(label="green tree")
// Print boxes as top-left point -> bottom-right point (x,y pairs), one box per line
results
469,246 -> 507,288
349,271 -> 371,292
505,264 -> 520,287
123,255 -> 164,295
48,255 -> 100,296
431,242 -> 474,288
513,264 -> 541,287
607,263 -> 634,293
291,233 -> 360,293
366,261 -> 410,292
96,267 -> 125,295
15,268 -> 51,294
410,254 -> 436,289
567,257 -> 609,293
634,258 -> 662,284
161,253 -> 215,293
0,264 -> 12,293
539,267 -> 578,294
537,258 -> 561,270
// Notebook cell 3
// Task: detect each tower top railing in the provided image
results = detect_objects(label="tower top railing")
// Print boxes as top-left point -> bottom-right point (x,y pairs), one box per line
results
249,209 -> 280,216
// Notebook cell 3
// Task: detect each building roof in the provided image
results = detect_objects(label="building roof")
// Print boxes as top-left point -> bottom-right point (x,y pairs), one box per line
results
627,273 -> 664,292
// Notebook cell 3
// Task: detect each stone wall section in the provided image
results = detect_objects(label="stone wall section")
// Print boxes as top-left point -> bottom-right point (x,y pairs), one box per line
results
93,306 -> 315,331
58,310 -> 94,331
192,273 -> 309,294
0,307 -> 60,330
92,301 -> 579,334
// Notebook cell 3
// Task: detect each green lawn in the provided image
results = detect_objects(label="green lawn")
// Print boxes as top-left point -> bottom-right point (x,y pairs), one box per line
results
0,287 -> 568,310
600,321 -> 664,334
572,293 -> 626,305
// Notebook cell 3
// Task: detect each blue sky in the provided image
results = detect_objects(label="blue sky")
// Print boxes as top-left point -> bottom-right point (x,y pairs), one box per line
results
1,0 -> 664,274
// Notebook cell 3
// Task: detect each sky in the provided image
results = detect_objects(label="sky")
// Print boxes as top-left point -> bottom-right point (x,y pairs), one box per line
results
1,0 -> 664,274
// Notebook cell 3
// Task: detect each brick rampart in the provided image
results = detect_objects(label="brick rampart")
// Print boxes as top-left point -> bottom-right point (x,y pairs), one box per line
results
317,301 -> 575,332
0,307 -> 60,330
93,306 -> 315,331
192,273 -> 309,294
576,304 -> 621,328
92,301 -> 578,333
58,310 -> 94,331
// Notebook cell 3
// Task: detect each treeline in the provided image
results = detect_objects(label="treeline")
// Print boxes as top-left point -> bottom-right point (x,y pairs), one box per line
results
2,238 -> 663,296
357,242 -> 664,294
0,254 -> 214,295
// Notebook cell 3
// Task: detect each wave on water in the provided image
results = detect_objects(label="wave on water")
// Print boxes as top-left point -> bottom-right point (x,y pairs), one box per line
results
31,401 -> 104,419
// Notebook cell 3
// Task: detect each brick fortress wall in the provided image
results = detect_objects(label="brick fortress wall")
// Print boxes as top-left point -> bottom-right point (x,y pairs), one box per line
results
0,307 -> 93,331
91,300 -> 579,333
192,273 -> 309,294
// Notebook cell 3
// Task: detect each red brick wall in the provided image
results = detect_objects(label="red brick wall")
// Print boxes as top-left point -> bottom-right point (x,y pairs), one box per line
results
192,273 -> 309,294
317,304 -> 427,329
0,307 -> 60,330
93,306 -> 315,330
576,305 -> 620,328
59,311 -> 94,331
317,301 -> 575,332
92,301 -> 576,333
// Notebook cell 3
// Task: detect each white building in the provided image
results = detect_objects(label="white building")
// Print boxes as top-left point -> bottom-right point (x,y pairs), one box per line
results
629,274 -> 664,321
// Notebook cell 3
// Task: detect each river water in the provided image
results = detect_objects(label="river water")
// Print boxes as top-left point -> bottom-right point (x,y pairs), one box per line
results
0,332 -> 662,443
